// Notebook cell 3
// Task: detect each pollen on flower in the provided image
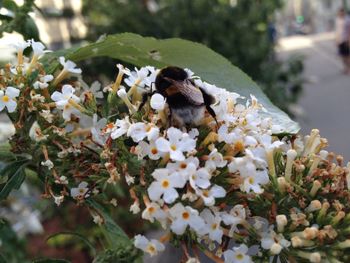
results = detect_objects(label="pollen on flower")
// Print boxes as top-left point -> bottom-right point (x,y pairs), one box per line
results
161,179 -> 170,188
151,148 -> 158,154
182,212 -> 190,220
2,95 -> 9,102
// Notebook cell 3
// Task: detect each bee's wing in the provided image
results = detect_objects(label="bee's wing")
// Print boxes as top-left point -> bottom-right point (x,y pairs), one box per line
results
165,78 -> 204,105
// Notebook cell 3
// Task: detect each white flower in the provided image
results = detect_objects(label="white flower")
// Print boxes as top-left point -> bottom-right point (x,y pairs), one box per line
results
169,203 -> 205,235
53,195 -> 64,206
92,214 -> 103,225
147,168 -> 186,204
261,229 -> 290,255
124,66 -> 154,88
51,84 -> 80,107
70,181 -> 90,199
91,114 -> 108,145
166,156 -> 199,179
29,39 -> 47,56
259,134 -> 284,152
80,80 -> 103,99
130,201 -> 141,214
11,40 -> 30,52
200,209 -> 223,243
155,127 -> 196,161
0,87 -> 20,113
150,93 -> 166,111
135,141 -> 162,160
55,176 -> 68,185
221,205 -> 246,236
127,122 -> 159,142
241,170 -> 269,194
51,85 -> 81,120
228,154 -> 269,194
205,148 -> 227,172
33,75 -> 54,89
195,185 -> 226,206
223,244 -> 252,263
218,124 -> 242,144
39,110 -> 54,123
142,202 -> 167,226
41,160 -> 54,170
189,165 -> 211,190
110,118 -> 130,139
59,56 -> 82,74
134,235 -> 165,257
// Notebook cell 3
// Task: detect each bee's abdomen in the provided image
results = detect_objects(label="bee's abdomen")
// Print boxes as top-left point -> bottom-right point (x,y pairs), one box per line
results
171,106 -> 205,126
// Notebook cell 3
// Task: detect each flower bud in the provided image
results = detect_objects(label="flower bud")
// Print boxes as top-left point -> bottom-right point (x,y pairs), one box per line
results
310,252 -> 321,263
270,243 -> 283,255
150,93 -> 166,111
310,180 -> 322,197
305,200 -> 322,213
276,214 -> 288,232
303,227 -> 319,240
117,88 -> 136,113
285,149 -> 297,181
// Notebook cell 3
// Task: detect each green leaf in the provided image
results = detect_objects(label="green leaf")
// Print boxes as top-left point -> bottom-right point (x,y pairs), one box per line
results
41,33 -> 299,134
0,160 -> 29,200
32,259 -> 70,263
46,231 -> 96,256
86,199 -> 131,247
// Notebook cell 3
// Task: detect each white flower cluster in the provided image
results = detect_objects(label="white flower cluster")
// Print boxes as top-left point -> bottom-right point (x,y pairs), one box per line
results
85,66 -> 287,259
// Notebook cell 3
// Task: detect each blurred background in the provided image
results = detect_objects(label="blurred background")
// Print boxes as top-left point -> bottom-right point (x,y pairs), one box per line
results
0,0 -> 350,262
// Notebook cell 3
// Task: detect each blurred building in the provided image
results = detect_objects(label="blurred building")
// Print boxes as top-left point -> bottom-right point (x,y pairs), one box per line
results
33,0 -> 87,49
277,0 -> 350,36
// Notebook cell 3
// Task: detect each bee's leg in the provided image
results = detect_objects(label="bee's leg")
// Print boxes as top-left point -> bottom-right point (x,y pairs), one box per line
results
138,92 -> 151,111
206,104 -> 219,128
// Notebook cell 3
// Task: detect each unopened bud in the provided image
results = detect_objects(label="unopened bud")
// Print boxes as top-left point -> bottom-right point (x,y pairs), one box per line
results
310,180 -> 322,197
276,215 -> 288,232
285,149 -> 297,181
331,211 -> 345,226
303,227 -> 319,240
305,200 -> 322,213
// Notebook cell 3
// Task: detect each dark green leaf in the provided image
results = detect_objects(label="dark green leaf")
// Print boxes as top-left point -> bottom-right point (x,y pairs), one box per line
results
0,254 -> 6,263
86,199 -> 131,247
32,259 -> 70,263
41,33 -> 299,134
0,160 -> 29,200
46,231 -> 96,256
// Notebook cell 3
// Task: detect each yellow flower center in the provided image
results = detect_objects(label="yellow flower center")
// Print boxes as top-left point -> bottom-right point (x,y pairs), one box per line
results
145,125 -> 152,132
211,223 -> 217,230
151,148 -> 158,155
170,144 -> 177,151
248,177 -> 255,184
161,179 -> 170,188
180,163 -> 187,169
148,206 -> 155,214
202,190 -> 209,197
182,211 -> 190,220
236,253 -> 244,260
2,95 -> 9,103
234,141 -> 244,152
147,244 -> 156,254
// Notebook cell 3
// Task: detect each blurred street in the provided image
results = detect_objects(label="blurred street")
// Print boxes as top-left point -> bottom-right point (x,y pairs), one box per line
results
277,32 -> 350,160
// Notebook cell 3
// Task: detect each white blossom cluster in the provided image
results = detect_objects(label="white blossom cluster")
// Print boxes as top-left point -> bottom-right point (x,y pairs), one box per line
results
5,40 -> 336,262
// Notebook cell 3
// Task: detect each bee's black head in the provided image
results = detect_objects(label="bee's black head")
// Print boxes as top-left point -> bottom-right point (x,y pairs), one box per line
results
155,66 -> 188,92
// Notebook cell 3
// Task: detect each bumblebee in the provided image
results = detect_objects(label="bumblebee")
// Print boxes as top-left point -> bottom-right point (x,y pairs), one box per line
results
143,66 -> 217,127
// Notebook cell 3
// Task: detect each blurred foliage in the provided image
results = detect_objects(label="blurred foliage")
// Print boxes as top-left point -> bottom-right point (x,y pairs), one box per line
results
0,0 -> 39,40
82,0 -> 303,115
0,219 -> 28,263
